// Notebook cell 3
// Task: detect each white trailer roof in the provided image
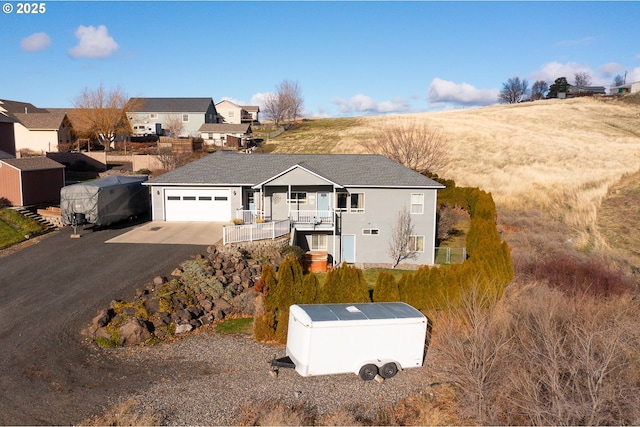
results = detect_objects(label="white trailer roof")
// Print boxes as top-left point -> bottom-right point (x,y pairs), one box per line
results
295,302 -> 424,323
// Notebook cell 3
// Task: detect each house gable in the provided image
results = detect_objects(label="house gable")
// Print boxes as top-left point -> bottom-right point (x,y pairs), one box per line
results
254,164 -> 343,188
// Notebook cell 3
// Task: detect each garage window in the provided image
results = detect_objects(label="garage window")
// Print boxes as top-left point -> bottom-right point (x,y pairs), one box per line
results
199,196 -> 212,201
183,196 -> 196,201
167,196 -> 180,201
215,196 -> 228,201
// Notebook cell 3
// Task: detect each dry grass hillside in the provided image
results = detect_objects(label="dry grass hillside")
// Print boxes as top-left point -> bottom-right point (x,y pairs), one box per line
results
271,95 -> 640,264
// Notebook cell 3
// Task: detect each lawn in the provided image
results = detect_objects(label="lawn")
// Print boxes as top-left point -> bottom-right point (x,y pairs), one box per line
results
0,208 -> 48,250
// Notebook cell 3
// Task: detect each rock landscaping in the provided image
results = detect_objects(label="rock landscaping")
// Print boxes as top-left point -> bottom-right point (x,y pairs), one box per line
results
83,238 -> 293,346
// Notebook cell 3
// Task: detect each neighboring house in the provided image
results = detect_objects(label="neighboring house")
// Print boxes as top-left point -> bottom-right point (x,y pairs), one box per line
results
610,81 -> 640,95
0,100 -> 75,154
215,100 -> 260,124
11,111 -> 73,154
565,85 -> 606,97
0,112 -> 17,157
145,151 -> 445,268
198,123 -> 252,147
0,157 -> 65,206
127,98 -> 219,138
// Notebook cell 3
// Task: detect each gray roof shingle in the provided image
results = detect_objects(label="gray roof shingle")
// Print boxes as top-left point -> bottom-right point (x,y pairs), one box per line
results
129,98 -> 214,113
12,111 -> 67,130
147,151 -> 444,188
1,157 -> 65,171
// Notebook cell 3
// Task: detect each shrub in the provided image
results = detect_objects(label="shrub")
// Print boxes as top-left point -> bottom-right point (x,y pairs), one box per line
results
180,258 -> 234,301
0,197 -> 11,208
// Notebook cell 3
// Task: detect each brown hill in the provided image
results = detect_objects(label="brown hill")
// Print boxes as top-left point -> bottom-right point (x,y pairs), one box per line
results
271,95 -> 640,260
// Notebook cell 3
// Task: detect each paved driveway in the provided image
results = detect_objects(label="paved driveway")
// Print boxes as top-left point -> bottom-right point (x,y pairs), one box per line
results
105,221 -> 225,245
0,221 -> 209,425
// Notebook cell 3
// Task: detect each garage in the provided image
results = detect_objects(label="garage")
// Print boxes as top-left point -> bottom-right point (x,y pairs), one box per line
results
164,188 -> 230,222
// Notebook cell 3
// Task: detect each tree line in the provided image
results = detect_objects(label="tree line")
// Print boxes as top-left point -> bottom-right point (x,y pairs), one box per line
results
498,71 -> 627,104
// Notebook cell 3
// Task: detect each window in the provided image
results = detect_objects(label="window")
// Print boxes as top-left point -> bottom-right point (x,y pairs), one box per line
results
214,196 -> 228,201
350,193 -> 365,213
411,193 -> 424,214
183,196 -> 196,201
199,196 -> 212,201
182,114 -> 189,122
167,196 -> 180,201
228,111 -> 235,117
337,192 -> 364,212
288,192 -> 307,204
207,133 -> 213,140
311,234 -> 328,250
336,193 -> 348,211
408,235 -> 425,252
362,229 -> 379,235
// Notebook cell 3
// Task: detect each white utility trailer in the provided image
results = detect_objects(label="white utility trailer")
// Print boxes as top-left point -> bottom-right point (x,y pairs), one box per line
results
270,302 -> 428,381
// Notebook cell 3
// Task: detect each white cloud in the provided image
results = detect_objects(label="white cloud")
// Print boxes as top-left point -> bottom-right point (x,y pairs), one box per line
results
20,32 -> 51,52
599,62 -> 625,79
529,61 -> 593,84
554,36 -> 595,47
330,94 -> 410,115
68,25 -> 118,59
427,78 -> 498,108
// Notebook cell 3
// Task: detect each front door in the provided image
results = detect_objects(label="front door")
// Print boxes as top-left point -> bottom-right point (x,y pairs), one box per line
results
317,192 -> 330,212
342,234 -> 355,263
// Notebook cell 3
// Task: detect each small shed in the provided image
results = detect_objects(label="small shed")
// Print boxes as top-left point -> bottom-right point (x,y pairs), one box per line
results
0,157 -> 65,206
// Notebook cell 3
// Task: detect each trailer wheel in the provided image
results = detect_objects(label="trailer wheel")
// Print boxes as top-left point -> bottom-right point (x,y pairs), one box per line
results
379,362 -> 398,379
359,364 -> 378,381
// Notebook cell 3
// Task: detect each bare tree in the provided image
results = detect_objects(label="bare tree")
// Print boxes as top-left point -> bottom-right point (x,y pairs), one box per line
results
278,79 -> 303,124
388,206 -> 417,268
73,83 -> 136,151
498,77 -> 529,104
531,80 -> 549,100
574,72 -> 592,87
262,79 -> 304,127
164,114 -> 184,138
262,92 -> 286,127
360,118 -> 449,175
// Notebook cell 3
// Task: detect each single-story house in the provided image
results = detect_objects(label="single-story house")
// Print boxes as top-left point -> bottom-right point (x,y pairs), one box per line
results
565,85 -> 606,97
215,100 -> 260,124
610,81 -> 640,95
145,151 -> 445,268
127,98 -> 219,138
0,157 -> 65,206
198,123 -> 252,147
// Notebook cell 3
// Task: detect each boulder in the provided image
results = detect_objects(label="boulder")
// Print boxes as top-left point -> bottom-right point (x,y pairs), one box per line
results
175,323 -> 193,334
119,318 -> 151,346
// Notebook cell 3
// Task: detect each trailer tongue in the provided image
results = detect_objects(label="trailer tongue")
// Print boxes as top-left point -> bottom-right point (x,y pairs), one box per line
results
270,302 -> 428,381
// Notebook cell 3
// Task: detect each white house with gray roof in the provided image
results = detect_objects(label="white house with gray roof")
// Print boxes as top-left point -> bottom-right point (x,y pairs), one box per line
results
127,97 -> 219,138
145,151 -> 445,268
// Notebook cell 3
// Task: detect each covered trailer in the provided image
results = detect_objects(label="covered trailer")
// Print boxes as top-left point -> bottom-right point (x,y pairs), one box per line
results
271,302 -> 428,381
60,176 -> 149,227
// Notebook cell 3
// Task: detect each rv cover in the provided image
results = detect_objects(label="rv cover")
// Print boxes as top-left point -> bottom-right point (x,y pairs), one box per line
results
60,176 -> 149,227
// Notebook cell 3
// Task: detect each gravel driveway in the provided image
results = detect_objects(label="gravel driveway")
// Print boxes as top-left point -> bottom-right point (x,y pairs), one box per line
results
0,223 -> 437,425
0,223 -> 208,425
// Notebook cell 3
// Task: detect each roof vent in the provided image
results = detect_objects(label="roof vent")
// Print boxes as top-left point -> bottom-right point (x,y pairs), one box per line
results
346,305 -> 361,313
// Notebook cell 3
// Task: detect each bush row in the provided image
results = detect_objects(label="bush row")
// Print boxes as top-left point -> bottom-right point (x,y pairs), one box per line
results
254,179 -> 514,344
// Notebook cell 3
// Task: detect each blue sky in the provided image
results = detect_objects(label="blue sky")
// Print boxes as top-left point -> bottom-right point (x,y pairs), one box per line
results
2,1 -> 639,117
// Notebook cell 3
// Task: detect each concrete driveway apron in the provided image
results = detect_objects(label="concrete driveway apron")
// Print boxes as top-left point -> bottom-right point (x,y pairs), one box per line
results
105,221 -> 224,245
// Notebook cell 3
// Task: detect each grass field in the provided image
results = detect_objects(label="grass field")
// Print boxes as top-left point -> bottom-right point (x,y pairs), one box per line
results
270,95 -> 640,259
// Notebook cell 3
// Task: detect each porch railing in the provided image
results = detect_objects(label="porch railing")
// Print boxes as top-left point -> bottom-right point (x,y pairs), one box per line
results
288,210 -> 334,225
223,219 -> 291,245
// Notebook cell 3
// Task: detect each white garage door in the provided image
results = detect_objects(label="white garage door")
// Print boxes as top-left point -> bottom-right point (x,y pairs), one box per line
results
164,188 -> 230,222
